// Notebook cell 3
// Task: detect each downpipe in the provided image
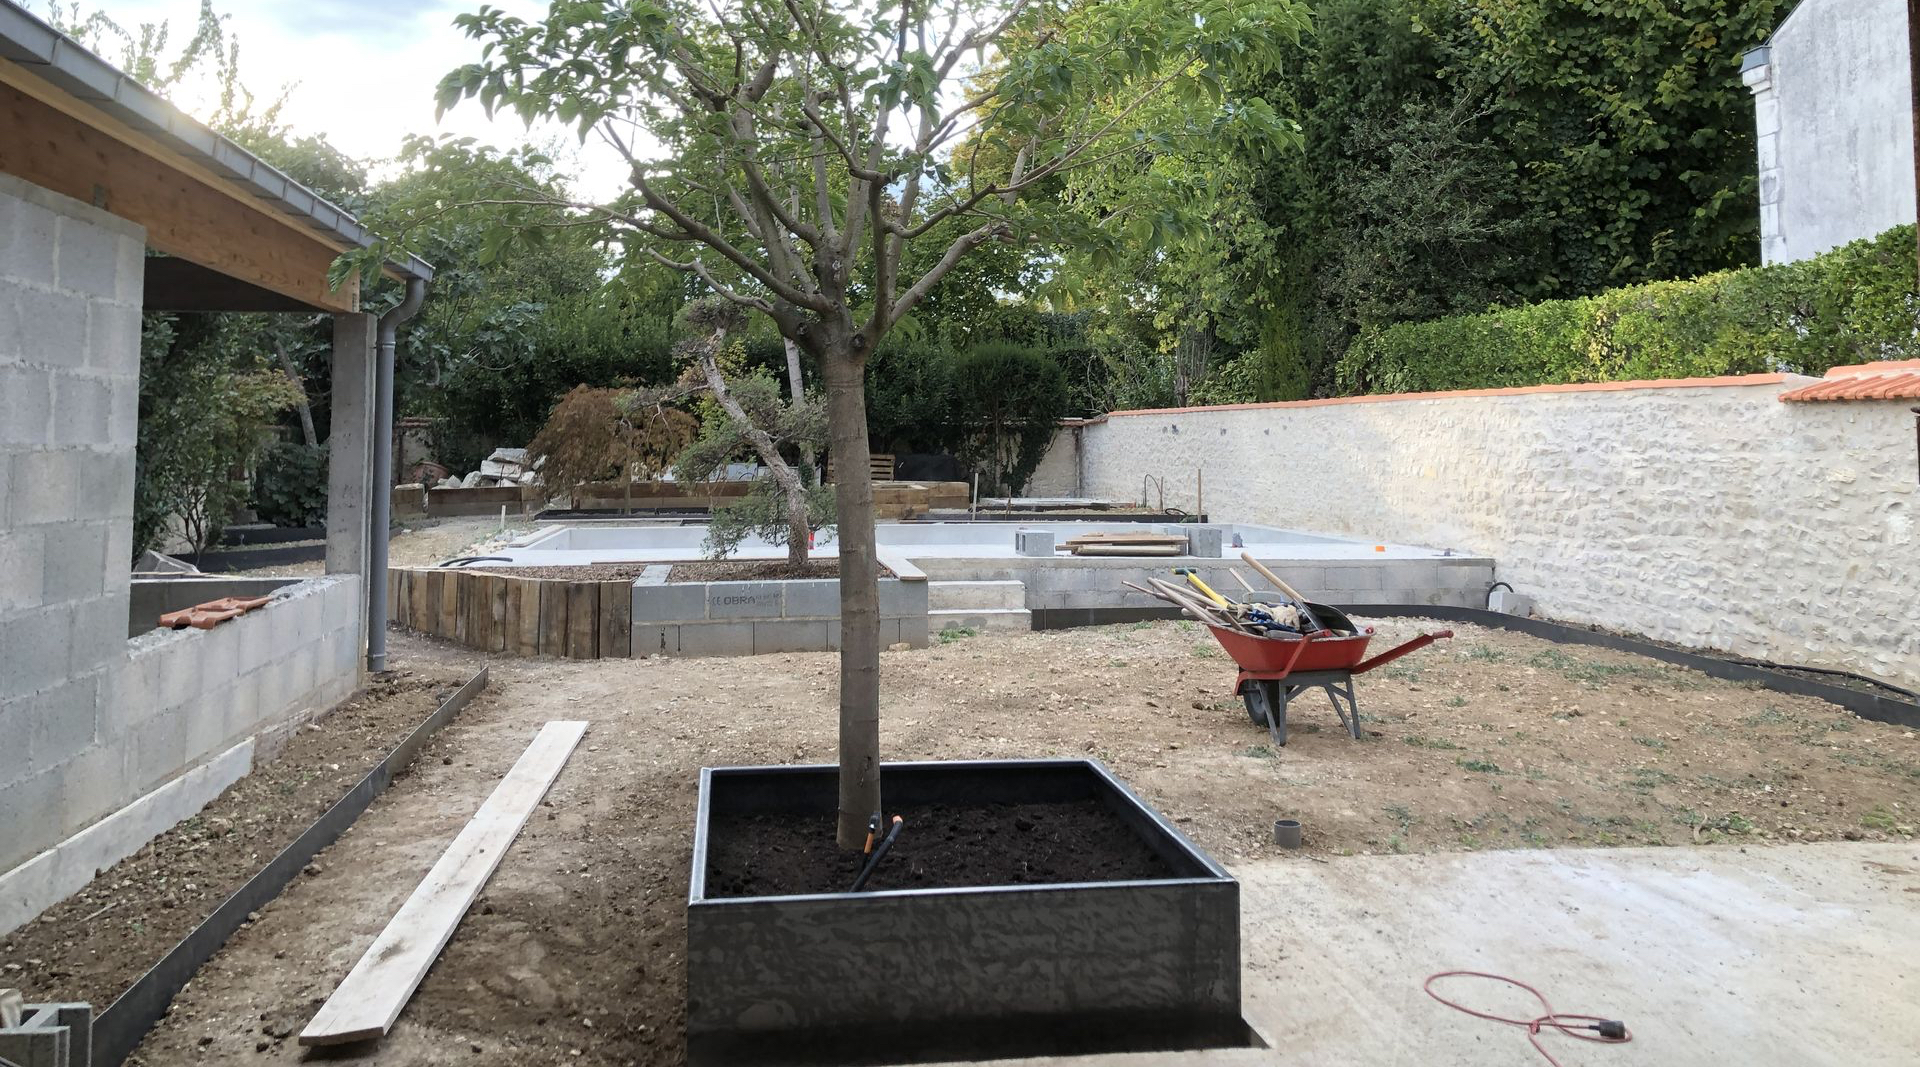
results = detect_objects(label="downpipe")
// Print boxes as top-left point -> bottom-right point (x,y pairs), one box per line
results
367,277 -> 427,672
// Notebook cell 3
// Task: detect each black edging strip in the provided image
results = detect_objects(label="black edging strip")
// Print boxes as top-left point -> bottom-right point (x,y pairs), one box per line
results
1029,604 -> 1919,729
90,666 -> 490,1066
1352,606 -> 1920,729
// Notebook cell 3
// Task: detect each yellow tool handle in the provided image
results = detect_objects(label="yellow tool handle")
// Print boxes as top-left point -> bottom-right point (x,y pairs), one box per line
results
1180,570 -> 1232,608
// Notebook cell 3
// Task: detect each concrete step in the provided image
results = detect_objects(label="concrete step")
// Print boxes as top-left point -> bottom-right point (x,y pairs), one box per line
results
929,608 -> 1032,635
927,580 -> 1026,611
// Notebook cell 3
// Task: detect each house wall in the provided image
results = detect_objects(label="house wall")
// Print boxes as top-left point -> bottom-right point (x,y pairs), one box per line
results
0,176 -> 368,931
1056,379 -> 1919,689
1747,0 -> 1914,264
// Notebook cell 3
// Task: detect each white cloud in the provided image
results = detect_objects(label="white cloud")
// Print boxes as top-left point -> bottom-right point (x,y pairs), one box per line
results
69,1 -> 629,199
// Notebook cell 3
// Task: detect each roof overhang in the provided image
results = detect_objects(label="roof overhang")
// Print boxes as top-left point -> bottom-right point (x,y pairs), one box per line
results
0,0 -> 430,314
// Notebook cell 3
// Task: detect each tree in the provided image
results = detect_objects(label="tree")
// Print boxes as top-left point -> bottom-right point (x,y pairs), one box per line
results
661,300 -> 831,570
365,0 -> 1307,847
950,343 -> 1067,495
527,385 -> 696,511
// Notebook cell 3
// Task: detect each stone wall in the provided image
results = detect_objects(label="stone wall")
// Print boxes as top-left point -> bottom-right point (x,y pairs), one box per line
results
1745,0 -> 1914,264
1058,378 -> 1919,688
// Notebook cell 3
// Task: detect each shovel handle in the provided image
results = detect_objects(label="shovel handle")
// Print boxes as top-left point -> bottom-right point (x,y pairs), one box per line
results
1239,553 -> 1326,633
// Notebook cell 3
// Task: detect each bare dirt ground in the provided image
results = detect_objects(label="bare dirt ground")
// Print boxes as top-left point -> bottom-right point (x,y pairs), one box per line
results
2,670 -> 471,1009
95,618 -> 1918,1065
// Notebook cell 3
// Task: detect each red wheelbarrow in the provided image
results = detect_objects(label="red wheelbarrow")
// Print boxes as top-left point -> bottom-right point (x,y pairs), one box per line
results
1206,603 -> 1451,746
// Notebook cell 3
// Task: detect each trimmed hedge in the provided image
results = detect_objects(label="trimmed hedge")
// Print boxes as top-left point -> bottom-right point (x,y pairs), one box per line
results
1336,225 -> 1918,395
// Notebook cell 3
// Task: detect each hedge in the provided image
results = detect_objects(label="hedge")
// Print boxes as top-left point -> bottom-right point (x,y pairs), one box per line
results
1336,225 -> 1919,395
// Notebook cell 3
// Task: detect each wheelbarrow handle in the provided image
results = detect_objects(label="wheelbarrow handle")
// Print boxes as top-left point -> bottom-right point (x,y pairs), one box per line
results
1350,630 -> 1453,675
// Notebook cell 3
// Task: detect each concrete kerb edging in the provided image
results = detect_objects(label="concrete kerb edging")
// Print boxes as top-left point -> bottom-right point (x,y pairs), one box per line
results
0,742 -> 256,937
87,667 -> 491,1067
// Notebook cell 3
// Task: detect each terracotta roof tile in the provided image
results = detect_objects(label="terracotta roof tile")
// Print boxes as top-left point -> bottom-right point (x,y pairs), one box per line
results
1778,359 -> 1920,402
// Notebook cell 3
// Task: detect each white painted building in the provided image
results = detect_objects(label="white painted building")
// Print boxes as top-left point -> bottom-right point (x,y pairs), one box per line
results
1743,0 -> 1915,264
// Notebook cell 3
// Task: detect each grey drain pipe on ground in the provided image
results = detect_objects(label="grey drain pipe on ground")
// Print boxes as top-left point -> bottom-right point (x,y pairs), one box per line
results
368,278 -> 427,672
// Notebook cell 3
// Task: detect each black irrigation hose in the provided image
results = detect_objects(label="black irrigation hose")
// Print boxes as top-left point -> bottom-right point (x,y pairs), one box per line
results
438,555 -> 514,568
850,816 -> 905,892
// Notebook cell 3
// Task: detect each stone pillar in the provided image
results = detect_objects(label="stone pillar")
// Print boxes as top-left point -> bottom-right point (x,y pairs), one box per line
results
0,174 -> 145,873
325,313 -> 376,665
325,313 -> 376,578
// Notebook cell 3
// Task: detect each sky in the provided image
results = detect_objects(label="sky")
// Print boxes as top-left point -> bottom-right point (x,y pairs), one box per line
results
45,0 -> 632,200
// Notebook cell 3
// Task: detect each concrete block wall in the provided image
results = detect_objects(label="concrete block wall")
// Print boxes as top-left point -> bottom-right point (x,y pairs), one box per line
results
0,174 -> 144,875
1060,379 -> 1919,688
1,576 -> 363,920
632,570 -> 931,656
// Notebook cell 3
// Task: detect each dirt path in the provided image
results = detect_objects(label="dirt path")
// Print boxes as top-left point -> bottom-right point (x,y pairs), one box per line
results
128,619 -> 1919,1065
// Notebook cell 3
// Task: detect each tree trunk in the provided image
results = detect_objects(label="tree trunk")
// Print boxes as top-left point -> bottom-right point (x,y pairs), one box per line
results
821,349 -> 881,849
275,344 -> 319,448
786,486 -> 811,571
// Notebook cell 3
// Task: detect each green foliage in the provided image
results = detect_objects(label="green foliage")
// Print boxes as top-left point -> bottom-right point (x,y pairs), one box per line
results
135,315 -> 304,554
705,479 -> 837,560
670,372 -> 828,483
950,344 -> 1070,495
1339,225 -> 1920,394
251,441 -> 328,528
528,386 -> 696,495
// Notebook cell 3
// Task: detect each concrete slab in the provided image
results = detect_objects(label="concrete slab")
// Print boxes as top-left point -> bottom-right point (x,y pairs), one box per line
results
905,842 -> 1920,1067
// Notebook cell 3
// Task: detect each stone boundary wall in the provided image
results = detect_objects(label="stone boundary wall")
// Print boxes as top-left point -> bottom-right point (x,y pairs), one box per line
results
1054,377 -> 1918,688
1,576 -> 364,926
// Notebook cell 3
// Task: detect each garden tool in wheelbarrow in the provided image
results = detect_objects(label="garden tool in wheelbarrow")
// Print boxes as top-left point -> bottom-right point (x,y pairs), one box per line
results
1126,558 -> 1451,745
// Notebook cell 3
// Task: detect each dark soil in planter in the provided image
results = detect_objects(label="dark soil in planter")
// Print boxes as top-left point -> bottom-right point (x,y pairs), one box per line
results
706,799 -> 1176,897
670,558 -> 896,582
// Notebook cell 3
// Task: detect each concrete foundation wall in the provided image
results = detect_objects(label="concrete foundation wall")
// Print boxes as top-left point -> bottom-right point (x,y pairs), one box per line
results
1748,0 -> 1914,264
1061,381 -> 1919,688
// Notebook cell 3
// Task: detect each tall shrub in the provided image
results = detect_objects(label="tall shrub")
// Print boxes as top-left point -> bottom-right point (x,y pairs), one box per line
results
1337,225 -> 1919,395
950,344 -> 1070,496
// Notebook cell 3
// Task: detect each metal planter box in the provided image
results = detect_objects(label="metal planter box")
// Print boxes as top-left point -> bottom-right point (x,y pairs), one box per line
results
687,759 -> 1244,1065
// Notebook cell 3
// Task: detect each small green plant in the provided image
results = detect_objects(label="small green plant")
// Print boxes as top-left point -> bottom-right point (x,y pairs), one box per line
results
1457,758 -> 1502,774
1192,643 -> 1222,659
1633,736 -> 1667,750
1742,706 -> 1791,726
1241,744 -> 1277,759
1445,695 -> 1468,708
936,626 -> 980,644
1860,809 -> 1898,832
1466,645 -> 1506,662
1403,735 -> 1463,750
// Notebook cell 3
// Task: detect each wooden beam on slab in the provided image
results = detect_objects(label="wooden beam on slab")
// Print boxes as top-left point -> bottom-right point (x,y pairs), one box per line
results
0,74 -> 359,312
299,720 -> 589,1047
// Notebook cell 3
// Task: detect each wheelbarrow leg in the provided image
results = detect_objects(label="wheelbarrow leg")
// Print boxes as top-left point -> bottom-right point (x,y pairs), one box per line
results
1265,680 -> 1287,747
1326,677 -> 1361,739
1241,680 -> 1288,746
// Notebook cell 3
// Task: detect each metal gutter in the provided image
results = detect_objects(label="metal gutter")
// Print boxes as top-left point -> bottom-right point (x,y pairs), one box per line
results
0,0 -> 433,282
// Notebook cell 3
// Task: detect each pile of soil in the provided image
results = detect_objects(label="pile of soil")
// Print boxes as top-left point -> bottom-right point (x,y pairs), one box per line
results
1,668 -> 470,1010
705,800 -> 1175,897
472,563 -> 658,581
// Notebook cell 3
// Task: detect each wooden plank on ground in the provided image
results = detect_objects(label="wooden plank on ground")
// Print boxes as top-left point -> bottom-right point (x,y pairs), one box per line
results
537,581 -> 567,658
387,570 -> 405,630
299,720 -> 589,1047
410,571 -> 433,635
565,583 -> 598,659
454,573 -> 473,646
598,580 -> 632,659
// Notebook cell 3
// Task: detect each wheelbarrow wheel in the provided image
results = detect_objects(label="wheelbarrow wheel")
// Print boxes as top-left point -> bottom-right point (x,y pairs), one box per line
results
1240,680 -> 1271,726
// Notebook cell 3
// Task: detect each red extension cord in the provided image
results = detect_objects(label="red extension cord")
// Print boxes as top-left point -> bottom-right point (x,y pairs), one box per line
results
1424,971 -> 1633,1066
